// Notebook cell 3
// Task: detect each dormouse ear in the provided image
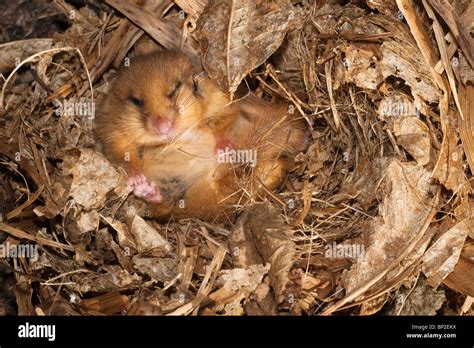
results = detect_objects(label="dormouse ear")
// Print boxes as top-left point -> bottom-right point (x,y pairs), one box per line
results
192,71 -> 207,96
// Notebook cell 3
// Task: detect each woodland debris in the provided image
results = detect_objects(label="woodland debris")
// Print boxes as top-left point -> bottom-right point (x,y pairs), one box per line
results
195,0 -> 294,93
387,276 -> 446,316
0,0 -> 472,317
0,39 -> 56,74
443,240 -> 474,297
230,203 -> 296,304
421,217 -> 472,287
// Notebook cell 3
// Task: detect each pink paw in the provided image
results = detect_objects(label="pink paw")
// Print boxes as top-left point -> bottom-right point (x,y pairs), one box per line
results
127,174 -> 162,203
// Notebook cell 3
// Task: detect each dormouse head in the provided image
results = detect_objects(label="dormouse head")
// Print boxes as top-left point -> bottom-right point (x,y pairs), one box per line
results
102,50 -> 227,147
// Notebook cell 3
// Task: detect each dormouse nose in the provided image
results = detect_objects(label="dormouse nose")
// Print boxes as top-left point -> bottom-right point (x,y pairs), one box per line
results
153,117 -> 174,135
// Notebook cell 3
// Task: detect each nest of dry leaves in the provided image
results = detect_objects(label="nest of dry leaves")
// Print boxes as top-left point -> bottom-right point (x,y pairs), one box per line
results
0,0 -> 473,316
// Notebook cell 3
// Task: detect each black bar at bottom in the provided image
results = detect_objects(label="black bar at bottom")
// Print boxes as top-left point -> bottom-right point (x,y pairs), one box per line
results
0,316 -> 472,346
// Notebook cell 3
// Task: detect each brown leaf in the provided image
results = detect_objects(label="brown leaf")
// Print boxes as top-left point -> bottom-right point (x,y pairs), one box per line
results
359,294 -> 389,315
210,264 -> 270,315
105,0 -> 200,65
196,0 -> 294,93
344,44 -> 385,90
432,111 -> 468,193
341,160 -> 435,294
341,21 -> 439,103
130,215 -> 172,255
387,277 -> 445,315
393,116 -> 431,166
75,211 -> 100,234
229,202 -> 296,304
34,174 -> 71,218
339,156 -> 390,210
132,256 -> 177,282
443,241 -> 474,296
71,266 -> 141,293
421,217 -> 472,287
459,84 -> 474,174
62,149 -> 129,210
366,0 -> 399,16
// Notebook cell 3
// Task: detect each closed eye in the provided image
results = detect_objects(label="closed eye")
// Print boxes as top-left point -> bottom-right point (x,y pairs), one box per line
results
129,96 -> 144,107
167,81 -> 182,99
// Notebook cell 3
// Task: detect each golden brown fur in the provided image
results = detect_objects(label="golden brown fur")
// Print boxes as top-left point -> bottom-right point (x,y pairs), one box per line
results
95,50 -> 236,171
142,93 -> 308,221
95,51 -> 307,222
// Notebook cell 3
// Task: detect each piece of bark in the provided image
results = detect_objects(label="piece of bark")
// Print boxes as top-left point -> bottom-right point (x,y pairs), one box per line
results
80,291 -> 130,315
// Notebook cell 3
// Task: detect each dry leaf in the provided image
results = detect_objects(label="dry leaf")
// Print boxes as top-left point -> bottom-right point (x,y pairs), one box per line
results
432,111 -> 467,193
344,44 -> 384,90
421,217 -> 472,287
130,215 -> 172,255
61,149 -> 129,210
343,42 -> 438,103
132,256 -> 177,282
359,294 -> 389,315
71,266 -> 141,293
366,0 -> 399,16
76,211 -> 100,233
34,173 -> 72,218
388,277 -> 445,315
229,202 -> 296,304
211,264 -> 270,315
196,0 -> 294,93
0,39 -> 55,74
459,84 -> 474,173
339,157 -> 390,210
443,241 -> 474,297
217,265 -> 270,292
104,218 -> 137,252
342,160 -> 435,294
393,116 -> 431,166
105,0 -> 200,65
